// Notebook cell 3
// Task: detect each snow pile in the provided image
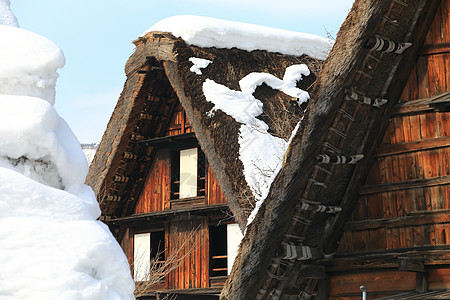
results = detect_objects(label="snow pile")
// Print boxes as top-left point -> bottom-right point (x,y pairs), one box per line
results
0,7 -> 135,300
202,65 -> 309,225
0,95 -> 88,192
0,25 -> 65,105
0,0 -> 18,27
143,15 -> 332,60
189,57 -> 212,75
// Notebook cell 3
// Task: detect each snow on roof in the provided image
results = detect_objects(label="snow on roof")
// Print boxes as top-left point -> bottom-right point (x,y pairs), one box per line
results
0,0 -> 18,27
0,25 -> 65,105
143,15 -> 333,60
202,64 -> 310,226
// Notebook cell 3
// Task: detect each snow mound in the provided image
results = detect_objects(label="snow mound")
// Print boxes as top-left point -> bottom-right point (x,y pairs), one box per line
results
0,169 -> 134,300
0,0 -> 18,27
0,94 -> 88,196
0,25 -> 65,105
143,15 -> 332,60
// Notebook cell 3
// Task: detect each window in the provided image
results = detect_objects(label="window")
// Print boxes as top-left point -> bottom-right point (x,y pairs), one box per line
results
171,147 -> 205,200
209,223 -> 243,277
133,231 -> 165,281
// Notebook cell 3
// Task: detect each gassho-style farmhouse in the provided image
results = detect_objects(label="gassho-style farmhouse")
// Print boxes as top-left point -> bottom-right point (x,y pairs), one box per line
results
87,0 -> 450,299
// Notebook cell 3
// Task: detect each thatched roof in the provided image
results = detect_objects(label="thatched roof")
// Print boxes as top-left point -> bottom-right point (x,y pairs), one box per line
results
221,0 -> 441,299
87,1 -> 441,297
86,30 -> 322,226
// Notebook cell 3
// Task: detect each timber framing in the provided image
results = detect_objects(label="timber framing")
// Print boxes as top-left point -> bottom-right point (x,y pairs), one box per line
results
107,203 -> 230,226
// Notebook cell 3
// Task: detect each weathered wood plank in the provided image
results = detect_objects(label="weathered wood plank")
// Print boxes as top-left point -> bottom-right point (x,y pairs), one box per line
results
375,136 -> 450,157
344,209 -> 450,231
360,175 -> 450,195
328,271 -> 416,296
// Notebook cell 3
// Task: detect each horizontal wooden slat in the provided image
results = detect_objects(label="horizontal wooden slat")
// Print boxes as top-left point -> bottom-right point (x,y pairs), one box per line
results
428,268 -> 450,289
375,136 -> 450,157
326,247 -> 450,272
360,175 -> 450,195
212,255 -> 227,259
391,92 -> 450,115
418,43 -> 450,55
329,271 -> 416,296
344,210 -> 450,231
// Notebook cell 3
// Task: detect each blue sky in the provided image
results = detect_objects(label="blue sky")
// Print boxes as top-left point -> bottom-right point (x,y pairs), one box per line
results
11,0 -> 354,143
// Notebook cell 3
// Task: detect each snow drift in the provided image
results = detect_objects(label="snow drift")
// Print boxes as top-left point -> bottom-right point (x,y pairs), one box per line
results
0,3 -> 135,299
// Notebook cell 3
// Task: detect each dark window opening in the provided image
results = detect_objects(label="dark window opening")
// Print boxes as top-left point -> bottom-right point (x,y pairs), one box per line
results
209,225 -> 227,277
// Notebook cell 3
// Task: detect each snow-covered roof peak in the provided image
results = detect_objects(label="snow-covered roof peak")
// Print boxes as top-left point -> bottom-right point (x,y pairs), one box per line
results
142,15 -> 332,60
0,25 -> 65,105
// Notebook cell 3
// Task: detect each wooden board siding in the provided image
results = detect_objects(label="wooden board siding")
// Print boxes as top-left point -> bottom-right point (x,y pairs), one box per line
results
428,268 -> 450,289
400,0 -> 450,102
134,149 -> 171,214
207,162 -> 227,205
167,217 -> 209,290
337,0 -> 450,256
165,103 -> 193,137
328,271 -> 416,299
134,102 -> 227,214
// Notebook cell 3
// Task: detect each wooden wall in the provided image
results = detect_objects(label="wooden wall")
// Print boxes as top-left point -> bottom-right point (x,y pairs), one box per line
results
338,0 -> 450,256
134,149 -> 171,214
329,1 -> 450,298
134,102 -> 227,214
165,103 -> 193,137
167,217 -> 210,290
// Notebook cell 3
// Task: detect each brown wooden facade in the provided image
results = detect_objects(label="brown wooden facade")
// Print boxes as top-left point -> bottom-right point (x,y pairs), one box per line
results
327,1 -> 450,298
111,100 -> 235,298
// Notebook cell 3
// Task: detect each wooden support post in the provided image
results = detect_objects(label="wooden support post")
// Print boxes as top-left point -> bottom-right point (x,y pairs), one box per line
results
398,257 -> 427,293
317,278 -> 328,300
398,257 -> 425,273
416,272 -> 428,293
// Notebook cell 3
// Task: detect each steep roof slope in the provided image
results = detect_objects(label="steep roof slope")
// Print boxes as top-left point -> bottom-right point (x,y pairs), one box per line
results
86,18 -> 328,228
221,0 -> 442,299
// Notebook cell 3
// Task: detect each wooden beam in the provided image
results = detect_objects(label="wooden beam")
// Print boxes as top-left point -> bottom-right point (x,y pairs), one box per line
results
325,247 -> 450,273
359,175 -> 450,195
391,92 -> 450,115
108,203 -> 230,224
375,136 -> 450,157
344,210 -> 450,231
398,257 -> 425,273
418,42 -> 450,56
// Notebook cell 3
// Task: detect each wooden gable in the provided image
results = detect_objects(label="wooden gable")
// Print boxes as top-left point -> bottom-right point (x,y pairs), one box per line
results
133,102 -> 226,215
328,1 -> 450,298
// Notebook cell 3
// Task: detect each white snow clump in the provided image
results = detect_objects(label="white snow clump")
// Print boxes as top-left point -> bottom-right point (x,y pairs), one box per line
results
143,15 -> 333,60
0,25 -> 65,105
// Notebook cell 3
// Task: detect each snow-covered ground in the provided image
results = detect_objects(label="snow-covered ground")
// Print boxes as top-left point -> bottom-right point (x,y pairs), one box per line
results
0,1 -> 134,299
